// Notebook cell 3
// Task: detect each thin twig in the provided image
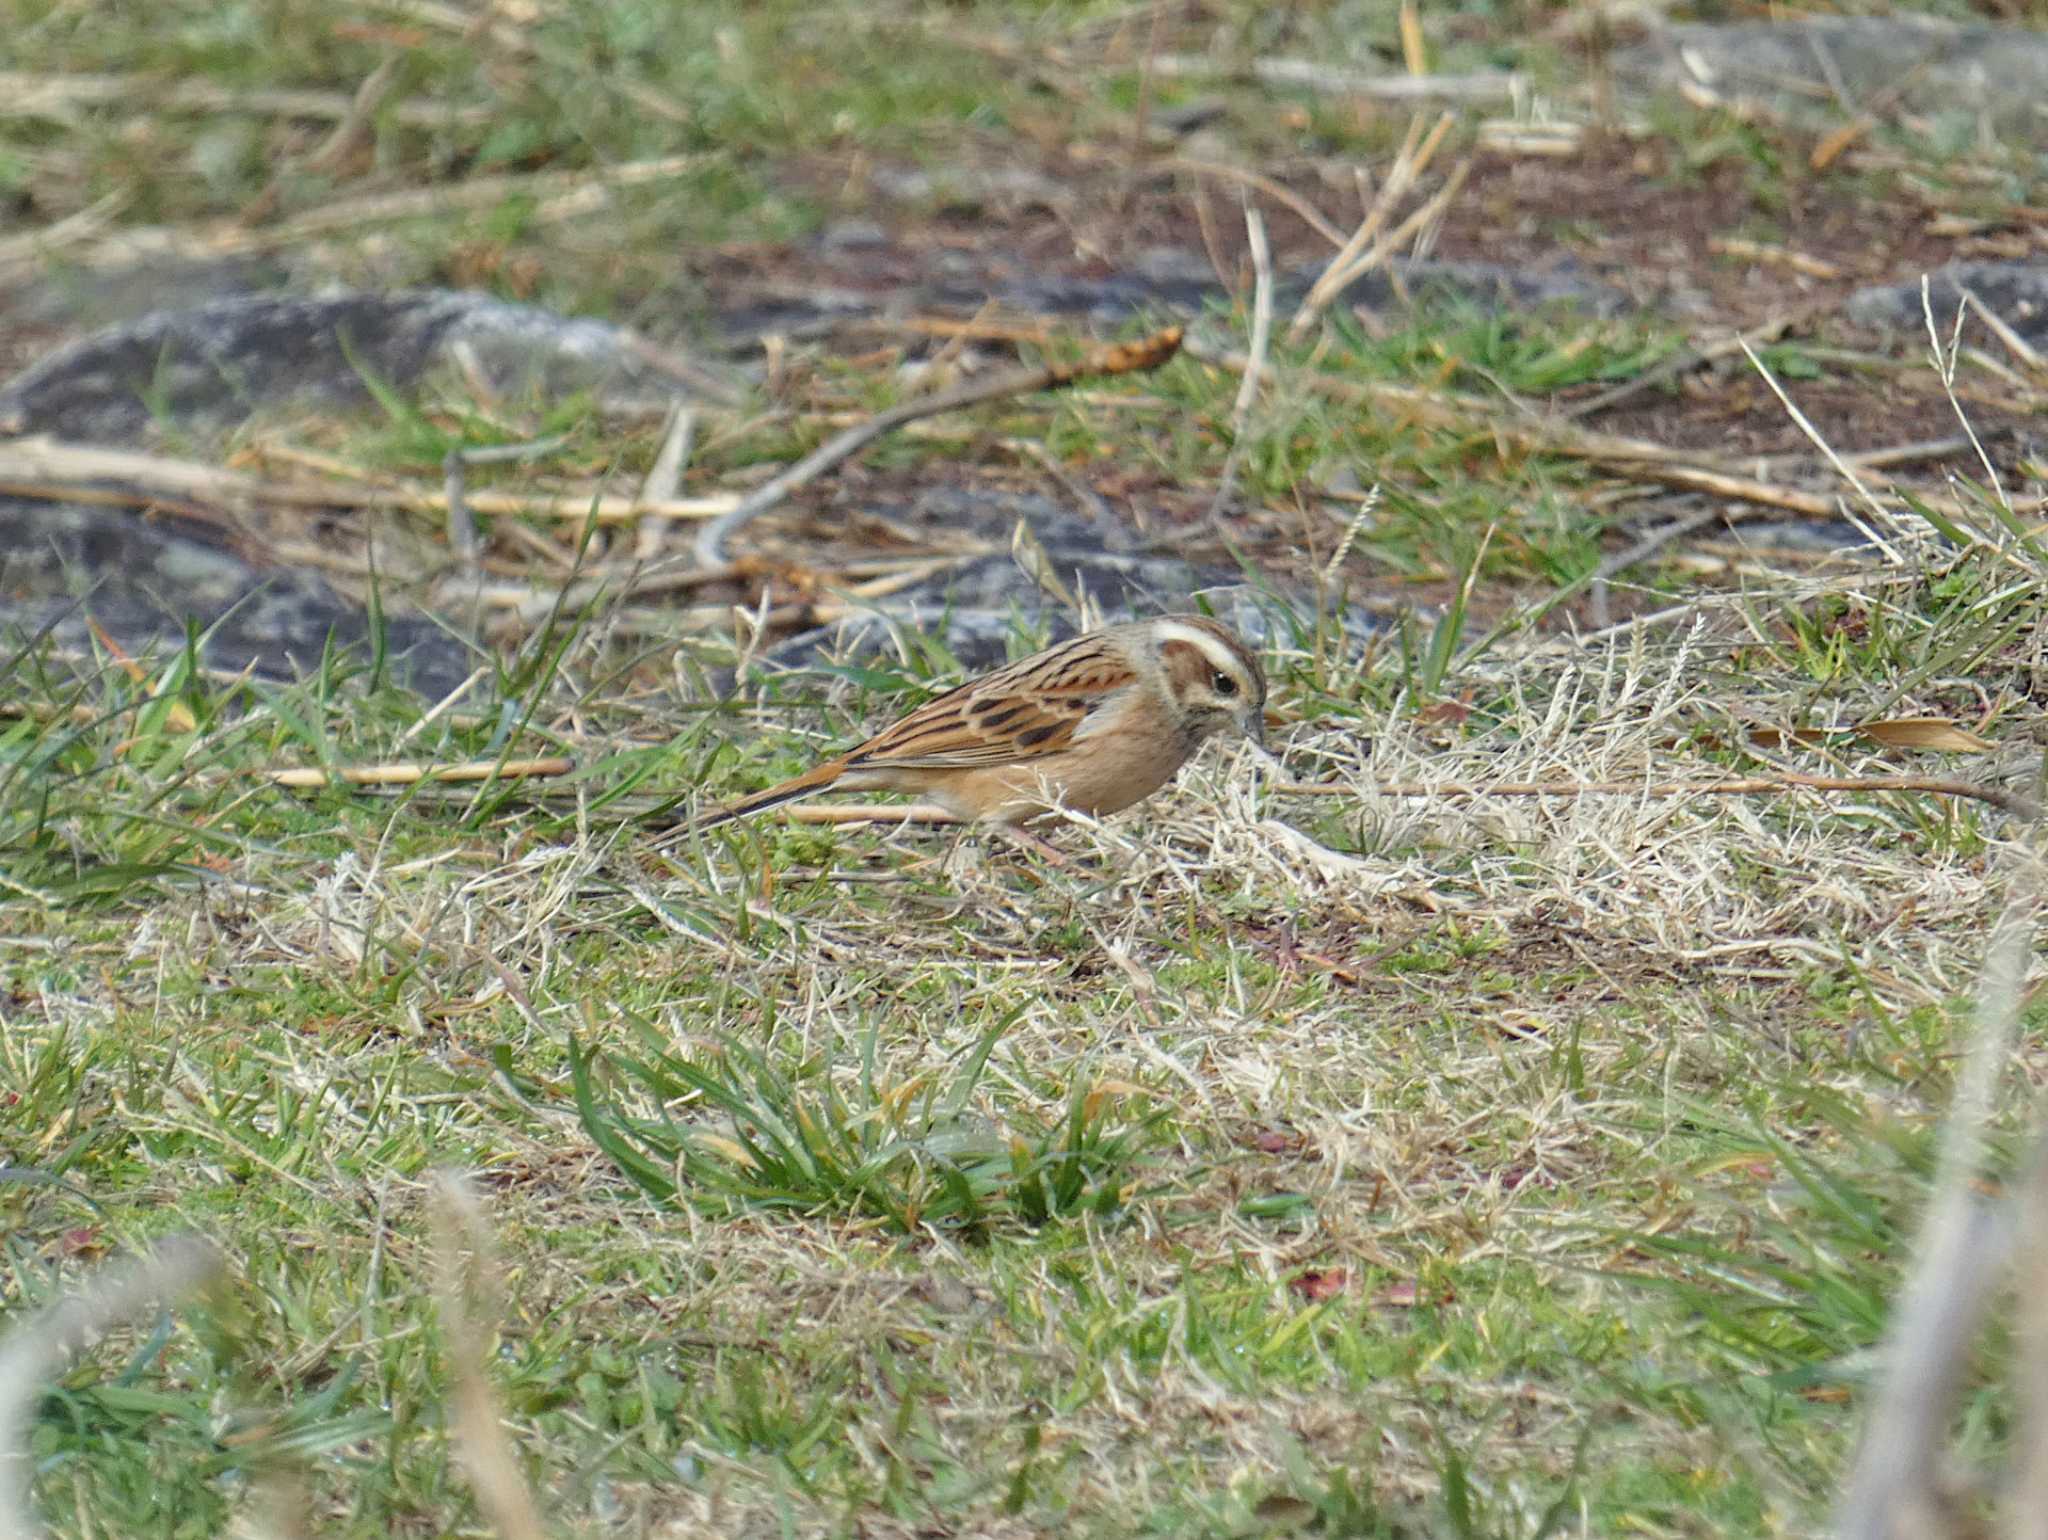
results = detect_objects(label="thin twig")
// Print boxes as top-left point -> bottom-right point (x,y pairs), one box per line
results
690,326 -> 1184,568
633,402 -> 699,562
1007,439 -> 1116,526
1588,506 -> 1742,614
1561,305 -> 1821,422
1166,157 -> 1348,247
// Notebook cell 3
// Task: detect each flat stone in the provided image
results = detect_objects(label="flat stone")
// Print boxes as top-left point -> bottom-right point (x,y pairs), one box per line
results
0,287 -> 740,445
1846,262 -> 2048,347
1615,17 -> 2048,146
0,498 -> 475,693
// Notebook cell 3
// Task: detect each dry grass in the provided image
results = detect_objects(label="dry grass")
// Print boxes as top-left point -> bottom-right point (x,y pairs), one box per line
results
8,520 -> 2046,1534
7,1 -> 2048,1534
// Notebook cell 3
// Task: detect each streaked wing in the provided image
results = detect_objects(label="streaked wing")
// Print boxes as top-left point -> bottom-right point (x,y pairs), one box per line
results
844,633 -> 1137,771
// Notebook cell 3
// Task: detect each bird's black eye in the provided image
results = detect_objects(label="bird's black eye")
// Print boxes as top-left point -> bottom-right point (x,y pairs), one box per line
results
1211,671 -> 1238,697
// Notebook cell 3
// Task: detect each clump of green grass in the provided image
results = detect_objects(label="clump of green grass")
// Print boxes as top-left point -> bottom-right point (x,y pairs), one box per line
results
571,1013 -> 1169,1236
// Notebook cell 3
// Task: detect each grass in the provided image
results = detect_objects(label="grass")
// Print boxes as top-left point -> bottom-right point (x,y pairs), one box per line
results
6,514 -> 2042,1534
7,0 -> 2048,1534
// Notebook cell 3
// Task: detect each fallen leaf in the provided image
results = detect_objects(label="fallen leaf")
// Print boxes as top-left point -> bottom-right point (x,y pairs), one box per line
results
1414,697 -> 1472,727
54,1227 -> 106,1260
1858,716 -> 1995,753
1292,1268 -> 1350,1301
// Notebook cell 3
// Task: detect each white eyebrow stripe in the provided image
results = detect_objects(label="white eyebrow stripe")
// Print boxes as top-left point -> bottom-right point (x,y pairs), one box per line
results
1153,621 -> 1246,677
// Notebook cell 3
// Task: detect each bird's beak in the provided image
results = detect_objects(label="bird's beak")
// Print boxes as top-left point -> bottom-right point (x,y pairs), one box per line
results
1245,709 -> 1269,751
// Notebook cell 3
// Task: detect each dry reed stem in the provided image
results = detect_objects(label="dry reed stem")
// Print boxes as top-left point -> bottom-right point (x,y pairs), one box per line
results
1297,157 -> 1473,335
0,437 -> 739,525
263,758 -> 575,789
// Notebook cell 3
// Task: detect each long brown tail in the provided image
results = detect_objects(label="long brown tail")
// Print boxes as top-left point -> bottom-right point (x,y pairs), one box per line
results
689,762 -> 845,831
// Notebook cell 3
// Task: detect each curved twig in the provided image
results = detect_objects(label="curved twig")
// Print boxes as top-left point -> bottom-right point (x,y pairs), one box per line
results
691,327 -> 1184,569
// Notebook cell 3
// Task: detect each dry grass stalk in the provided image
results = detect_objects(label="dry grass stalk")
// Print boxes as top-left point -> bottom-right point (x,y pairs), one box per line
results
1287,112 -> 1455,343
28,155 -> 707,275
1958,287 -> 2048,380
1737,339 -> 1902,561
779,802 -> 961,826
1190,345 -> 2041,528
632,402 -> 700,562
1279,773 -> 2040,821
0,1237 -> 222,1540
689,325 -> 1185,568
0,190 -> 131,269
1563,305 -> 1824,422
1207,203 -> 1273,518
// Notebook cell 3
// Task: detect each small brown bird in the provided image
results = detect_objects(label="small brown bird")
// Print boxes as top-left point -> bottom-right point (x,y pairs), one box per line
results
692,614 -> 1268,832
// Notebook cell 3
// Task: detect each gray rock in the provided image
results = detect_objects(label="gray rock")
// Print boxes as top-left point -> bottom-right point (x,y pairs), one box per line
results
0,498 -> 475,693
1846,262 -> 2048,347
0,287 -> 740,445
913,256 -> 1627,333
0,287 -> 1370,696
1615,18 -> 2048,146
747,487 -> 1339,682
